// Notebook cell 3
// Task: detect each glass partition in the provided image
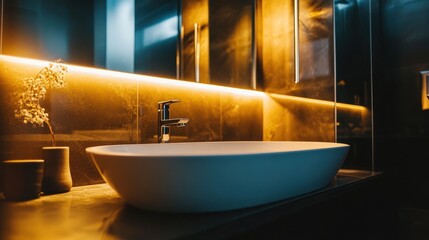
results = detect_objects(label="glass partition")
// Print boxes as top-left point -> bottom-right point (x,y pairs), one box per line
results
335,0 -> 374,171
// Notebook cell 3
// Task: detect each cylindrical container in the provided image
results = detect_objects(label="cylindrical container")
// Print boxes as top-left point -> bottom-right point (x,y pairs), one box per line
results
41,146 -> 72,194
2,160 -> 45,201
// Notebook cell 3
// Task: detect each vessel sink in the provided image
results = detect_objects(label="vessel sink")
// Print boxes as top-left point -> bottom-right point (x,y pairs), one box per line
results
86,141 -> 349,213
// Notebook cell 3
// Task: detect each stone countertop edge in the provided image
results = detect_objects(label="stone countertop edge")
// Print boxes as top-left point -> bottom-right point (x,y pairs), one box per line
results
0,170 -> 381,240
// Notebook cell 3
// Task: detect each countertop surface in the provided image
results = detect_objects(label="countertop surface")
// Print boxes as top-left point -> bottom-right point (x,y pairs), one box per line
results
0,169 -> 380,240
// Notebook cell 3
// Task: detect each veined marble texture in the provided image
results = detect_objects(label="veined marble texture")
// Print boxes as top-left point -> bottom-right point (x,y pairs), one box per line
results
263,95 -> 335,142
261,0 -> 334,101
182,0 -> 210,83
0,54 -> 370,186
0,57 -> 263,186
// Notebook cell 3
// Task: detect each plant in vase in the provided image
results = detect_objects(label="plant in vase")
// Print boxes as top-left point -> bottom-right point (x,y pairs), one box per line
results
14,60 -> 72,194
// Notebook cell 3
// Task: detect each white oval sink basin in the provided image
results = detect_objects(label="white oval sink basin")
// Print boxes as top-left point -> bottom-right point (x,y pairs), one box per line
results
86,141 -> 349,213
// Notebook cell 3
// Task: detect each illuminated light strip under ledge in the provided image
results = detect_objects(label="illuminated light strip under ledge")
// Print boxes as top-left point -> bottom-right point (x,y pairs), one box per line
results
0,55 -> 367,110
268,93 -> 367,111
294,0 -> 300,84
0,55 -> 264,97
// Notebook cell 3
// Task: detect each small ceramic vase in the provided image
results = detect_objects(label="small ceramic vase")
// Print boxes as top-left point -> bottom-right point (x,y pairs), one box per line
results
41,146 -> 72,194
2,159 -> 45,201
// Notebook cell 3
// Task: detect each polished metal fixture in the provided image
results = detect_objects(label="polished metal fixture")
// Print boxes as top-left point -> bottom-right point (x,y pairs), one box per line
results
194,23 -> 201,83
157,100 -> 189,143
294,0 -> 300,84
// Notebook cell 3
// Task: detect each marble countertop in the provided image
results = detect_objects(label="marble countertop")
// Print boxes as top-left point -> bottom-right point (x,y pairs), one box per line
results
0,170 -> 381,240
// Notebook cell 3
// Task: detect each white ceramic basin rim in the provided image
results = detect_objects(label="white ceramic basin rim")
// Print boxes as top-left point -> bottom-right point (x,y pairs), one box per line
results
86,141 -> 349,213
86,141 -> 348,157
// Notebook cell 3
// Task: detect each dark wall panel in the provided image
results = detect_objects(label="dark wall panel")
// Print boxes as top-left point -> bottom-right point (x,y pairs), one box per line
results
375,0 -> 429,208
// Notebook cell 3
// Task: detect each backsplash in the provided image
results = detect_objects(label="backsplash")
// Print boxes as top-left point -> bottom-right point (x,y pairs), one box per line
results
0,55 -> 366,186
1,56 -> 265,186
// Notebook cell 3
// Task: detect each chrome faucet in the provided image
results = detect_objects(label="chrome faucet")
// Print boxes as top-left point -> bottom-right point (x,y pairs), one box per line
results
157,100 -> 189,143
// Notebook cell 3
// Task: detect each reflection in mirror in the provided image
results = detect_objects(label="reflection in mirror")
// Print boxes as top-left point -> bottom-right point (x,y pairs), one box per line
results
334,0 -> 371,106
259,0 -> 334,101
178,0 -> 256,89
208,0 -> 255,89
2,0 -> 96,66
1,0 -> 255,89
1,0 -> 178,78
101,0 -> 135,73
134,0 -> 179,78
181,0 -> 209,83
334,0 -> 373,170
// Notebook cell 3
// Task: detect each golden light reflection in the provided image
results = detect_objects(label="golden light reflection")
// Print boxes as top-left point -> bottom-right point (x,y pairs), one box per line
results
0,54 -> 366,111
0,55 -> 263,97
268,93 -> 368,111
307,9 -> 329,18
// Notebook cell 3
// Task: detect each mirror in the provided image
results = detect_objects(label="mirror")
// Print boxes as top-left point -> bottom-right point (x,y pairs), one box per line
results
334,0 -> 373,170
1,0 -> 255,89
181,0 -> 255,89
334,0 -> 372,105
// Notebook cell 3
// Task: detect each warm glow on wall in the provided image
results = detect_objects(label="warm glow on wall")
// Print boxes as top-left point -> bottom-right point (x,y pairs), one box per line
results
268,93 -> 367,112
0,55 -> 263,97
0,54 -> 366,111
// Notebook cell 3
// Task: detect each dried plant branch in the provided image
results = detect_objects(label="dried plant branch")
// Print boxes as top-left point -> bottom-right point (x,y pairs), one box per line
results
14,59 -> 68,146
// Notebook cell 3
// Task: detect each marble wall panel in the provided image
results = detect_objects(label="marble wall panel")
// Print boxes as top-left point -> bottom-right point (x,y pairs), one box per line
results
260,0 -> 334,101
137,81 -> 222,143
0,56 -> 264,187
0,58 -> 138,186
182,0 -> 210,83
209,0 -> 254,89
220,93 -> 263,141
0,54 -> 371,187
263,95 -> 335,142
258,0 -> 295,93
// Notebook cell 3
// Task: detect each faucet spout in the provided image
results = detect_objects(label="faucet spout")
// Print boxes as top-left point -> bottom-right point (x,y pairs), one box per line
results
161,118 -> 189,126
157,100 -> 189,143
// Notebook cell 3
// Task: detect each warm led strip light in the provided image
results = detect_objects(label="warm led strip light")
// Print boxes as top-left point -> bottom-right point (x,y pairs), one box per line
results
1,55 -> 367,111
268,93 -> 367,111
294,0 -> 300,84
0,54 -> 264,97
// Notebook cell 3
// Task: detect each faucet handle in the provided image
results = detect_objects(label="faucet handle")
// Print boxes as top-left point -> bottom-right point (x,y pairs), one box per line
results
158,99 -> 180,105
158,99 -> 181,110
